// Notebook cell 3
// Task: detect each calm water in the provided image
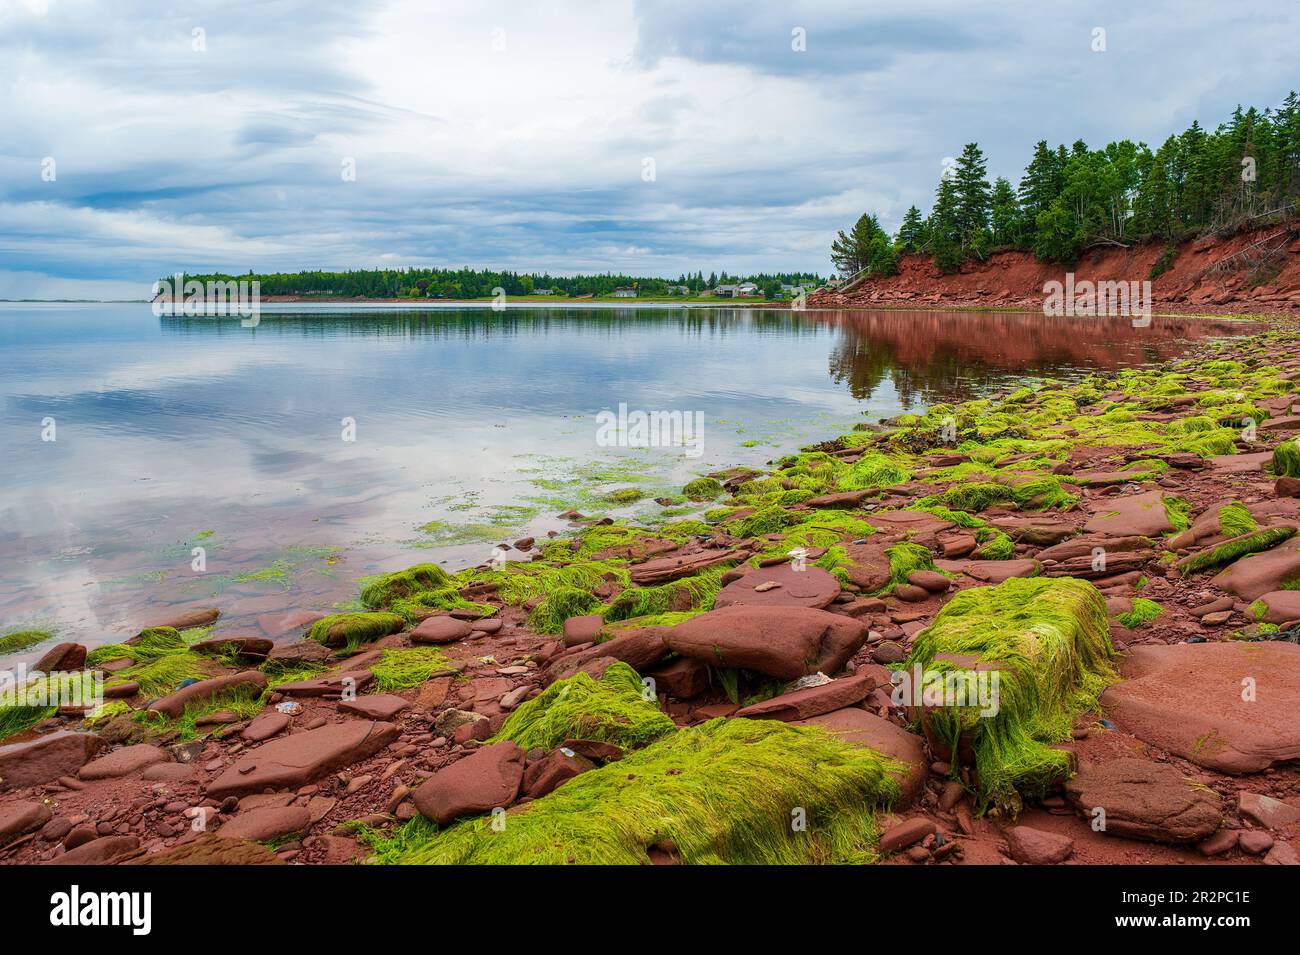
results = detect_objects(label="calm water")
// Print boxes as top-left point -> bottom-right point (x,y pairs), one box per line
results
0,303 -> 1249,656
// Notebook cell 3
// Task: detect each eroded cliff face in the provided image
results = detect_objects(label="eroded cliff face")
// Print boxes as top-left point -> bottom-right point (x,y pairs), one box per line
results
810,224 -> 1300,315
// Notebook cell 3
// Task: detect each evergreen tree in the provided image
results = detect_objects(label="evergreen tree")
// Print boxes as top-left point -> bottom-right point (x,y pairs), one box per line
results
989,177 -> 1022,247
830,213 -> 885,277
952,142 -> 992,253
895,205 -> 927,252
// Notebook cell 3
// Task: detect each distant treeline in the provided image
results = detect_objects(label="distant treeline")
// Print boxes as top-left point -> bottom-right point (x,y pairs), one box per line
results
159,268 -> 825,299
833,92 -> 1300,277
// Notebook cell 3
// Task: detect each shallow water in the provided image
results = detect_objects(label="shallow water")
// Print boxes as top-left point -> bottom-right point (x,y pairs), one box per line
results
0,302 -> 1250,655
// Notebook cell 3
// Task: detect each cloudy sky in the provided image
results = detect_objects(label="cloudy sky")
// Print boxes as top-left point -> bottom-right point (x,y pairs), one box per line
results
1,0 -> 1296,299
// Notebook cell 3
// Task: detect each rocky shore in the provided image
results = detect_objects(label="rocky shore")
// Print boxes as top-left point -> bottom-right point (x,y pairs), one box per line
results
4,313 -> 1300,866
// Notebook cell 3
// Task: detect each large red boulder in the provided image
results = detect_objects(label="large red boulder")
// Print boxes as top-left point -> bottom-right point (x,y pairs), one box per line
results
663,605 -> 868,680
413,741 -> 526,825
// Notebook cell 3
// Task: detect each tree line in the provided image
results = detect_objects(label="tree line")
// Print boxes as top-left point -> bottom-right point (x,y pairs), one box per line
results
159,267 -> 824,300
832,92 -> 1300,277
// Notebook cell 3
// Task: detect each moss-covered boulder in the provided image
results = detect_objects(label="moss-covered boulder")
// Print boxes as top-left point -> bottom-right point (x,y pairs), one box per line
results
904,576 -> 1117,812
491,662 -> 674,751
373,718 -> 901,864
307,612 -> 404,650
681,477 -> 724,501
360,564 -> 453,609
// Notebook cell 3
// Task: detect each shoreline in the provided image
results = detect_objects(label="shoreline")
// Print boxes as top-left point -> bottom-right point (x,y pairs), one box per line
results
2,306 -> 1299,866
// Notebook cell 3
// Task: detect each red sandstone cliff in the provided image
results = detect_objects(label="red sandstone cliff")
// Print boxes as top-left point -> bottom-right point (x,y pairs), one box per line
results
810,223 -> 1300,315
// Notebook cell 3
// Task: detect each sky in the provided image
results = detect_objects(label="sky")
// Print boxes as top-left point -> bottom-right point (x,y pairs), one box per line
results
0,0 -> 1297,299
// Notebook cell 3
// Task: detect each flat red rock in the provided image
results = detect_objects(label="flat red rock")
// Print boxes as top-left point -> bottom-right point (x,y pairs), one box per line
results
206,720 -> 401,799
792,707 -> 928,806
410,616 -> 473,644
0,732 -> 103,788
79,743 -> 170,780
1101,642 -> 1300,773
736,672 -> 875,721
714,563 -> 841,610
339,694 -> 410,720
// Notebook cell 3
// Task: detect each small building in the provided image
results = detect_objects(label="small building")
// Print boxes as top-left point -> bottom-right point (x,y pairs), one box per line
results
667,285 -> 690,295
611,287 -> 637,298
715,282 -> 759,298
531,287 -> 557,295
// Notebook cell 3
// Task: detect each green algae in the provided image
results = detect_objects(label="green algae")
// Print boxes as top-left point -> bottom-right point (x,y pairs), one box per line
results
1164,496 -> 1194,533
1273,440 -> 1300,478
0,629 -> 53,656
374,718 -> 901,865
682,477 -> 724,501
602,565 -> 730,623
905,577 -> 1116,813
1117,597 -> 1164,629
307,612 -> 405,652
371,646 -> 456,692
974,528 -> 1016,561
886,542 -> 942,589
490,662 -> 674,752
526,586 -> 605,635
1179,525 -> 1297,576
1217,501 -> 1259,538
360,564 -> 453,609
836,454 -> 912,491
726,505 -> 794,538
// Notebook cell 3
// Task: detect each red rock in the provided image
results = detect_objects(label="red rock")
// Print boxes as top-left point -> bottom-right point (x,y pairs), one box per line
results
879,817 -> 935,853
0,732 -> 103,788
559,739 -> 624,762
663,605 -> 868,681
412,741 -> 526,825
893,583 -> 930,602
736,673 -> 874,722
646,657 -> 711,698
793,707 -> 928,806
1239,830 -> 1275,855
713,564 -> 841,610
1238,791 -> 1300,829
1063,758 -> 1223,843
866,511 -> 954,539
206,720 -> 401,799
129,832 -> 285,865
140,607 -> 220,630
629,549 -> 737,585
1084,489 -> 1176,537
258,610 -> 327,639
79,744 -> 170,780
1005,826 -> 1073,864
1264,842 -> 1299,865
1210,451 -> 1273,473
242,710 -> 291,742
562,614 -> 605,647
339,694 -> 410,720
45,835 -> 140,865
806,490 -> 873,509
0,801 -> 52,842
410,616 -> 473,644
32,642 -> 87,672
275,669 -> 375,697
148,671 -> 268,719
544,629 -> 668,684
1197,829 -> 1239,857
1277,477 -> 1300,498
217,805 -> 312,842
907,570 -> 952,593
841,540 -> 893,591
264,638 -> 332,667
1249,590 -> 1300,624
191,636 -> 273,662
521,748 -> 596,798
142,763 -> 195,782
1101,642 -> 1300,773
